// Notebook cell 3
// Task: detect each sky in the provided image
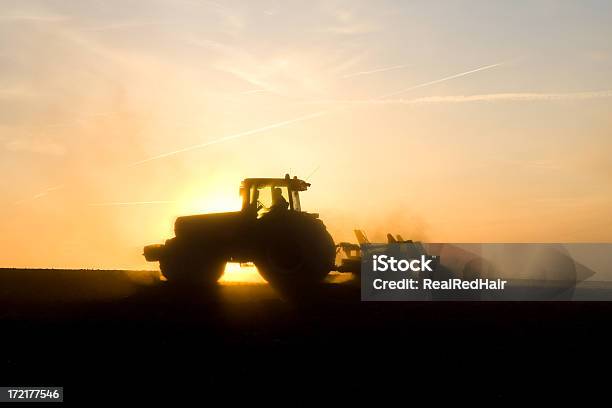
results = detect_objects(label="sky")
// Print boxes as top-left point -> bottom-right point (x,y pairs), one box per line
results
1,0 -> 612,269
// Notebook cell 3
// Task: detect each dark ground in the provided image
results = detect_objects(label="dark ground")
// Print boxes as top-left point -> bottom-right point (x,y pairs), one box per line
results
0,268 -> 610,402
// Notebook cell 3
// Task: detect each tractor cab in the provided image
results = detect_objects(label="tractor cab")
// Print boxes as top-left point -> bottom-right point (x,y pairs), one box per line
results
240,174 -> 310,218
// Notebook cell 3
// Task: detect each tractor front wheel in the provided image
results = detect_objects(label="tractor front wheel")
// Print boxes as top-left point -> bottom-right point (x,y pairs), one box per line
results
159,242 -> 226,286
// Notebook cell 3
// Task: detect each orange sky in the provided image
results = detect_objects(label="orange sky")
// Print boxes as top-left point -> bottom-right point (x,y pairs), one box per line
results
1,1 -> 612,269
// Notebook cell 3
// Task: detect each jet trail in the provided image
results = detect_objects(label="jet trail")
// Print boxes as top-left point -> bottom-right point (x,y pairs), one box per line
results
14,185 -> 64,205
129,110 -> 328,166
128,61 -> 506,166
13,60 -> 509,207
342,64 -> 411,79
300,90 -> 612,106
377,61 -> 506,99
89,201 -> 176,206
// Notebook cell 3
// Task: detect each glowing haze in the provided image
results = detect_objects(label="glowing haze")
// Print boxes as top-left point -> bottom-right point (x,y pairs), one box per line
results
1,0 -> 612,270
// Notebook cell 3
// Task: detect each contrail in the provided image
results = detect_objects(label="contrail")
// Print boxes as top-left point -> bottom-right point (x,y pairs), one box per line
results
402,90 -> 612,103
89,200 -> 176,206
128,61 -> 506,166
14,60 -> 509,206
342,64 -> 411,79
14,185 -> 64,205
377,61 -> 506,99
129,110 -> 328,166
299,61 -> 509,105
301,90 -> 612,106
305,165 -> 320,180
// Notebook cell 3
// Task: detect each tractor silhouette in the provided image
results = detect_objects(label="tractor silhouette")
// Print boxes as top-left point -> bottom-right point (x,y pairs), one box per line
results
143,174 -> 336,286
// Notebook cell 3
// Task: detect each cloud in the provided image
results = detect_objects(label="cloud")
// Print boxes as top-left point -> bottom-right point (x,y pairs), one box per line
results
0,87 -> 37,100
176,0 -> 245,33
240,89 -> 268,95
188,38 -> 283,95
190,38 -> 338,97
317,6 -> 380,35
216,65 -> 281,95
326,52 -> 369,76
304,90 -> 612,105
82,21 -> 179,32
0,14 -> 68,23
319,22 -> 379,35
404,91 -> 612,104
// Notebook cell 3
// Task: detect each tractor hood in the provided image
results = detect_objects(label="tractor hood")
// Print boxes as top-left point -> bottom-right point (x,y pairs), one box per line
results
174,211 -> 245,241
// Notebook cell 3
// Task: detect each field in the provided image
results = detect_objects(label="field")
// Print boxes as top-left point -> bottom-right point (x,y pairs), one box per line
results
0,268 -> 609,400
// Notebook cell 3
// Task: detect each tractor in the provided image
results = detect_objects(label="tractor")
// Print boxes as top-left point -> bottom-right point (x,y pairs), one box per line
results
143,174 -> 336,286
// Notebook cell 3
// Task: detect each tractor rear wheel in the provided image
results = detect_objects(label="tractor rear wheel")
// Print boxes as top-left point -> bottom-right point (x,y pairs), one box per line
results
255,213 -> 335,287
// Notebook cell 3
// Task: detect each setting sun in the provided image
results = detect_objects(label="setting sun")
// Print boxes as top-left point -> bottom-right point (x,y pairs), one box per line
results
219,262 -> 265,284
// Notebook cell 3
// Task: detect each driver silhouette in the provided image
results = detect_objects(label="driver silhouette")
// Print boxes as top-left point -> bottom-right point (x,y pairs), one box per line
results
270,187 -> 289,211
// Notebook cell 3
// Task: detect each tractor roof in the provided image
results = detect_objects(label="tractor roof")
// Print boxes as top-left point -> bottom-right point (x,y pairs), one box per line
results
241,174 -> 311,191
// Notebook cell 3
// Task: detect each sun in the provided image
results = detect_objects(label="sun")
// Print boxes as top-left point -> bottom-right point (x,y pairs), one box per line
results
171,185 -> 266,283
175,181 -> 243,216
195,195 -> 242,214
219,262 -> 266,284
